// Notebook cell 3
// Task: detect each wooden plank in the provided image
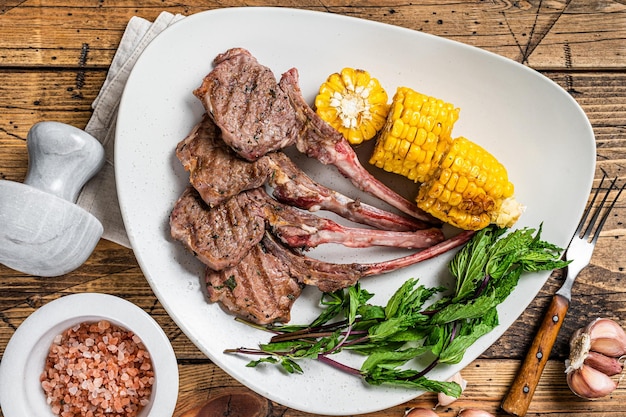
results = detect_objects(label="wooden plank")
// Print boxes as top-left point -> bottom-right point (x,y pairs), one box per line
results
0,69 -> 105,146
0,0 -> 624,69
173,359 -> 626,416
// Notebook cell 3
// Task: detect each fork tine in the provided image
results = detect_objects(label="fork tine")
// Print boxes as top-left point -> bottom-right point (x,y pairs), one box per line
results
589,179 -> 625,245
582,176 -> 618,239
577,173 -> 608,236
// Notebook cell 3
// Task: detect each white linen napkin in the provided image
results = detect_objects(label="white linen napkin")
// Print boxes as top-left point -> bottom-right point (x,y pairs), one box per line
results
76,12 -> 185,248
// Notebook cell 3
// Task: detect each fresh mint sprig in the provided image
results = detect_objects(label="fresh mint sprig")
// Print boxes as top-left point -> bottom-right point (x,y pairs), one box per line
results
225,224 -> 569,396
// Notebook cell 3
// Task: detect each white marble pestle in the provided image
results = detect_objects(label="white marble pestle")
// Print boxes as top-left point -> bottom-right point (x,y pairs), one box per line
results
0,121 -> 105,276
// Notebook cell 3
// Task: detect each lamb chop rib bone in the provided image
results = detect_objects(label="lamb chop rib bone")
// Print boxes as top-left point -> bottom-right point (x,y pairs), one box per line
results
194,47 -> 436,224
205,228 -> 475,325
170,186 -> 444,272
261,230 -> 474,293
176,114 -> 426,231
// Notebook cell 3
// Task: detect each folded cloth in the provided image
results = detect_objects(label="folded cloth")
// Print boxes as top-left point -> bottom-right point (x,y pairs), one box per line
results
76,12 -> 185,248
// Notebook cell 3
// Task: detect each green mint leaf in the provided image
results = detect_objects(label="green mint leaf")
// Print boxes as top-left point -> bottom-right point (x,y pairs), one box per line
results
357,304 -> 386,321
364,368 -> 462,397
384,277 -> 417,318
281,357 -> 303,374
450,227 -> 495,301
361,347 -> 428,374
246,356 -> 278,367
491,267 -> 523,304
368,315 -> 415,342
439,308 -> 499,364
348,285 -> 361,325
431,290 -> 497,324
309,290 -> 348,328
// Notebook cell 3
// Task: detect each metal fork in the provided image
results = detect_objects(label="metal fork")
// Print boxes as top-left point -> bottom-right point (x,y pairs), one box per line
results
501,174 -> 624,417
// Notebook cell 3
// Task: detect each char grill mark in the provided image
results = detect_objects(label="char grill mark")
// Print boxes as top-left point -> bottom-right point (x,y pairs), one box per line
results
169,186 -> 265,271
205,242 -> 303,325
175,114 -> 270,207
195,48 -> 299,161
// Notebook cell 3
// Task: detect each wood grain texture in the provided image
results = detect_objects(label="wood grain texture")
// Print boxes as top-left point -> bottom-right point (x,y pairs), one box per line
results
1,0 -> 626,416
501,294 -> 570,416
1,1 -> 625,69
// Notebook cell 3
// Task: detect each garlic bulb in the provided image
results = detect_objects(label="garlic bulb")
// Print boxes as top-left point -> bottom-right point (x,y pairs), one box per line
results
565,317 -> 626,400
437,372 -> 467,407
405,408 -> 438,417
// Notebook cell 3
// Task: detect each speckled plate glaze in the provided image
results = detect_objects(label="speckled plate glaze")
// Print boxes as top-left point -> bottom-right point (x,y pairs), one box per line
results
115,7 -> 595,415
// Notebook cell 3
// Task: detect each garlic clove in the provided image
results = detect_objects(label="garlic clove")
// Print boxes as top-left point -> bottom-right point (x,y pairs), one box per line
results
566,327 -> 591,372
566,364 -> 618,400
584,351 -> 624,376
457,409 -> 495,417
436,372 -> 467,407
586,318 -> 626,358
405,407 -> 438,417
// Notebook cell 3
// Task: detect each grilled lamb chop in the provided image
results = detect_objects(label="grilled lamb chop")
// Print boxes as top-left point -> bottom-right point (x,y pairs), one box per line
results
170,186 -> 444,271
194,48 -> 299,161
206,242 -> 303,325
206,230 -> 474,323
176,114 -> 426,231
249,187 -> 444,249
278,68 -> 435,223
170,186 -> 264,271
193,48 -> 434,223
176,114 -> 271,208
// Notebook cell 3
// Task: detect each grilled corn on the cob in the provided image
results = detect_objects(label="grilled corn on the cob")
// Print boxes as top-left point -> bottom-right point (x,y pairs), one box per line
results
416,136 -> 521,230
315,68 -> 389,145
369,86 -> 523,230
369,87 -> 460,183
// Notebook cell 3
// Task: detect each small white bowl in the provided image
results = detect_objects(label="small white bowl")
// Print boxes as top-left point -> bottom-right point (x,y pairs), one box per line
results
0,293 -> 178,417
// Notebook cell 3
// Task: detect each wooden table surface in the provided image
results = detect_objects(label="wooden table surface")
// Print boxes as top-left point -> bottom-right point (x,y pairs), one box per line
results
1,1 -> 625,416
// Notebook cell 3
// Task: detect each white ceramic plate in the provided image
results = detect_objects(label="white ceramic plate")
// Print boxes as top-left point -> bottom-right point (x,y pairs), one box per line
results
0,293 -> 179,417
115,7 -> 595,415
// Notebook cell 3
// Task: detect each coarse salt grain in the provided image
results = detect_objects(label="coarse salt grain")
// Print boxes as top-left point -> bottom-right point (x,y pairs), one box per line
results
40,320 -> 154,417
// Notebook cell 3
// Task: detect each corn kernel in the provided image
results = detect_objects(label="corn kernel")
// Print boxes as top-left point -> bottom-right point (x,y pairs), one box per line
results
369,86 -> 459,184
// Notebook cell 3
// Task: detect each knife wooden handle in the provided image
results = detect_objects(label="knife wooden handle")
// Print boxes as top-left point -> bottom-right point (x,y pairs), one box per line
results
500,294 -> 570,416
